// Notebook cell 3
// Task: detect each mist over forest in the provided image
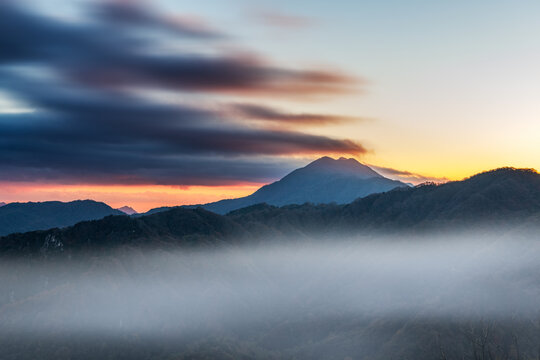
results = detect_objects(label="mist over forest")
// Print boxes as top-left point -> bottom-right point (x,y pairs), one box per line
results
1,167 -> 540,358
2,228 -> 540,359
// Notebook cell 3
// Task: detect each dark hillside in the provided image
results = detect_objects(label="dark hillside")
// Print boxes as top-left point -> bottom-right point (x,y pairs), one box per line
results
0,200 -> 124,236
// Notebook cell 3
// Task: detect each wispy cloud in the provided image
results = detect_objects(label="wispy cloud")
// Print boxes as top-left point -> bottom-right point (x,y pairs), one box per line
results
254,9 -> 315,29
91,0 -> 223,39
371,165 -> 449,184
229,103 -> 360,125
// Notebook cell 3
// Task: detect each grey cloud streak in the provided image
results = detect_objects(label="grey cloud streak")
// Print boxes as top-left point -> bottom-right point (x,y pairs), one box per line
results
0,73 -> 364,185
229,103 -> 359,125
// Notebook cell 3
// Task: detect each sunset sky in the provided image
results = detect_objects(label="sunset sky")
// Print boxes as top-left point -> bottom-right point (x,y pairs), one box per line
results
1,0 -> 539,212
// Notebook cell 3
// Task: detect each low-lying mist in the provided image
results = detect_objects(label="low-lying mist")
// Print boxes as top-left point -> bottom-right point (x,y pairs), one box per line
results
2,230 -> 540,359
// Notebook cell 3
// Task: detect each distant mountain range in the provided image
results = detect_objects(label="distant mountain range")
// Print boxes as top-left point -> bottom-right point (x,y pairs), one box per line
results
0,202 -> 5,207
0,157 -> 406,236
151,156 -> 408,215
0,200 -> 124,236
2,167 -> 540,255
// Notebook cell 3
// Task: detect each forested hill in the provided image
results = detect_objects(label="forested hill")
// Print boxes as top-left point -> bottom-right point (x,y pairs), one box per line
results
230,167 -> 540,232
0,200 -> 124,237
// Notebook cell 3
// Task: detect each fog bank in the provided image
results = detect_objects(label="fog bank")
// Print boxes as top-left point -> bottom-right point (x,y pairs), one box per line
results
2,232 -> 540,339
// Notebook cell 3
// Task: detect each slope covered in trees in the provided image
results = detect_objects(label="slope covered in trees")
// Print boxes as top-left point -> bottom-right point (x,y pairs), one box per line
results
0,200 -> 124,236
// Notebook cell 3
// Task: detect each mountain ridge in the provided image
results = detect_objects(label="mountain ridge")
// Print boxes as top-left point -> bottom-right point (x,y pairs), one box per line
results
0,200 -> 124,236
117,206 -> 138,215
2,167 -> 539,255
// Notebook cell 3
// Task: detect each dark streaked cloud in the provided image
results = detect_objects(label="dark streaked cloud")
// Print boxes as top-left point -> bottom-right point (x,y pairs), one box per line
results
229,103 -> 358,125
0,1 -> 367,186
0,73 -> 365,155
70,56 -> 356,96
0,156 -> 299,186
0,74 -> 365,185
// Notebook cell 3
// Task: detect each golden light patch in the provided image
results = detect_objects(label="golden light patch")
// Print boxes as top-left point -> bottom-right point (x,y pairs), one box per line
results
0,183 -> 263,213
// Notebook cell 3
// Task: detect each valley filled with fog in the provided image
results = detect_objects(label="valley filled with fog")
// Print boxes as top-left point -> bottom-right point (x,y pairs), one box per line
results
2,230 -> 540,359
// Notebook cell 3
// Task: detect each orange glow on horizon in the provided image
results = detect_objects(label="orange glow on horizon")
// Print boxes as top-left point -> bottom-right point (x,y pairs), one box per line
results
0,182 -> 264,213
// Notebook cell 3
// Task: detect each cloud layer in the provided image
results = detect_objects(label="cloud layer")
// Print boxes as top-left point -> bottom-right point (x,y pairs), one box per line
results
0,1 -> 365,186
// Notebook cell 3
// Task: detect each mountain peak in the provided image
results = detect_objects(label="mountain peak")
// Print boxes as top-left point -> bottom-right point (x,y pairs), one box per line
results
147,156 -> 407,215
117,206 -> 138,215
303,156 -> 383,179
0,202 -> 6,207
